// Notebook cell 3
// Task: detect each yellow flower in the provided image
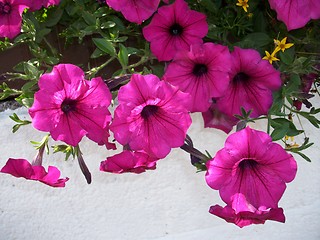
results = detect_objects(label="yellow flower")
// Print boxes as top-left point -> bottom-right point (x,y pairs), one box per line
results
262,50 -> 279,64
236,0 -> 249,12
274,37 -> 294,53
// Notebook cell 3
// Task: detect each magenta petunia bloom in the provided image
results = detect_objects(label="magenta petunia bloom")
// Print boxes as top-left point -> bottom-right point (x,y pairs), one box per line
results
142,0 -> 208,61
110,74 -> 192,159
215,47 -> 282,118
29,64 -> 114,148
202,101 -> 238,134
1,158 -> 69,187
0,0 -> 29,39
163,43 -> 231,112
268,0 -> 320,31
206,127 -> 297,209
28,0 -> 60,11
106,0 -> 160,24
209,194 -> 285,228
100,150 -> 158,174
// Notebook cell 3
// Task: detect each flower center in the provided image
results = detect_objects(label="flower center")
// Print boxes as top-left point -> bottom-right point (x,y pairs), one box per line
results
193,64 -> 208,77
169,23 -> 183,36
61,99 -> 77,113
0,2 -> 11,14
238,159 -> 258,170
233,72 -> 249,83
141,105 -> 159,119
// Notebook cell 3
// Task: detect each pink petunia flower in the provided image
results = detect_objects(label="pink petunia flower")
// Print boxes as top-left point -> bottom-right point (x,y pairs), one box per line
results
1,158 -> 68,187
268,0 -> 320,31
163,43 -> 231,112
29,64 -> 114,148
106,0 -> 160,24
215,47 -> 282,118
209,194 -> 285,228
202,100 -> 238,134
206,127 -> 297,209
142,0 -> 208,61
0,0 -> 29,39
100,149 -> 158,174
28,0 -> 60,11
110,74 -> 192,159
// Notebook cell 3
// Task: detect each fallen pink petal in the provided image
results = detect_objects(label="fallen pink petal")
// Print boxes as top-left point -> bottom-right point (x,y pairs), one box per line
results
0,158 -> 69,187
100,150 -> 158,174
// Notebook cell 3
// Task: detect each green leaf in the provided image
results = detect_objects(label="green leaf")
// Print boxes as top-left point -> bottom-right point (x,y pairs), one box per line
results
285,74 -> 301,95
270,118 -> 303,140
82,11 -> 96,26
294,151 -> 312,162
118,43 -> 128,67
279,47 -> 295,65
100,21 -> 116,29
92,38 -> 116,56
90,48 -> 105,58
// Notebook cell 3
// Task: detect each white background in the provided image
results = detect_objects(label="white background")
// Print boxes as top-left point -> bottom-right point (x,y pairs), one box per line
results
0,106 -> 319,240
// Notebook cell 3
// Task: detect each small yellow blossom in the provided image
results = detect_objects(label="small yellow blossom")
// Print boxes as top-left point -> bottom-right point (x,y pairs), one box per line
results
236,0 -> 249,12
262,50 -> 279,64
274,37 -> 294,53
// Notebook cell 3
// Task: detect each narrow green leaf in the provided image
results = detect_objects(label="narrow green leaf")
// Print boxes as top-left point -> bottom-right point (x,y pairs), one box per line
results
92,38 -> 116,56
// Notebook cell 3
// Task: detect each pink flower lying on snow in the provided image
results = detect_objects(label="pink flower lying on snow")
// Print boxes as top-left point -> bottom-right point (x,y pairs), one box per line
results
28,0 -> 60,11
209,194 -> 285,228
206,127 -> 297,210
1,158 -> 68,187
100,149 -> 158,174
106,0 -> 160,24
110,74 -> 192,159
143,0 -> 208,61
163,43 -> 231,112
0,0 -> 29,39
268,0 -> 320,31
215,47 -> 282,118
29,64 -> 114,148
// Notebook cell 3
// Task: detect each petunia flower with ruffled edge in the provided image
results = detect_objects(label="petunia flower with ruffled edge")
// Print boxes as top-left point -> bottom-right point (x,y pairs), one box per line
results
215,47 -> 282,118
100,150 -> 158,174
1,158 -> 69,187
0,0 -> 29,39
28,0 -> 60,11
110,74 -> 192,159
209,194 -> 285,228
268,0 -> 320,31
206,127 -> 297,209
106,0 -> 160,24
29,64 -> 115,149
142,0 -> 208,61
163,43 -> 231,112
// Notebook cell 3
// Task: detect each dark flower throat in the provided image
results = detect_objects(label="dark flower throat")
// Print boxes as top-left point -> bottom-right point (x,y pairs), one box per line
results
233,72 -> 250,83
170,23 -> 183,36
193,64 -> 208,77
141,105 -> 159,119
61,99 -> 77,113
0,2 -> 11,14
238,159 -> 258,170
